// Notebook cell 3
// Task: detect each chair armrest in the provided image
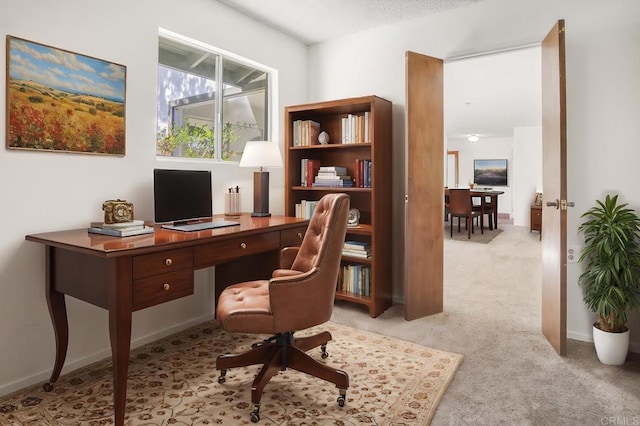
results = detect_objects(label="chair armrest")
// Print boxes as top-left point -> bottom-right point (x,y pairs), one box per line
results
268,267 -> 333,332
272,268 -> 302,278
279,246 -> 300,269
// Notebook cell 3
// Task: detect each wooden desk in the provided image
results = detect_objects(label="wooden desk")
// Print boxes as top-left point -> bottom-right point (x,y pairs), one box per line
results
25,214 -> 308,426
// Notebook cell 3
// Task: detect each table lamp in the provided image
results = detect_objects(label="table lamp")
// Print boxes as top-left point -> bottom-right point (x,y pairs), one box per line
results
239,141 -> 283,217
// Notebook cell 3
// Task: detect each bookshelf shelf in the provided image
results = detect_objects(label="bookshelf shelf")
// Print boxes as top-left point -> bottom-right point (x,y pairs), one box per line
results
284,95 -> 392,317
289,143 -> 373,150
291,186 -> 371,192
335,291 -> 372,304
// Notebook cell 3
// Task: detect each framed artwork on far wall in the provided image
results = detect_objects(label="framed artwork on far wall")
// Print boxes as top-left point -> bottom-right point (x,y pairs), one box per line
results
473,159 -> 508,186
6,35 -> 126,155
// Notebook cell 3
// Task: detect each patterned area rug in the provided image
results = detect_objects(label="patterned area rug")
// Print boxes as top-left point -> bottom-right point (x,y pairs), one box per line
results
444,224 -> 503,243
0,321 -> 462,425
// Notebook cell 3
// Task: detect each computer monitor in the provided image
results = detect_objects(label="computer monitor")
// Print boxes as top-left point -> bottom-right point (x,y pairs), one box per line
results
153,168 -> 212,225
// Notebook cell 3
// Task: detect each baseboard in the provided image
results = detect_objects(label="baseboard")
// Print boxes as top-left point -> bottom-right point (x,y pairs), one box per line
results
567,330 -> 592,343
0,313 -> 216,398
568,330 -> 640,354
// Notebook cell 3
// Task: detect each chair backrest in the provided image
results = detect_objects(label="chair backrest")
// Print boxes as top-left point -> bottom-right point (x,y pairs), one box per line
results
270,193 -> 350,331
448,189 -> 472,215
291,193 -> 350,274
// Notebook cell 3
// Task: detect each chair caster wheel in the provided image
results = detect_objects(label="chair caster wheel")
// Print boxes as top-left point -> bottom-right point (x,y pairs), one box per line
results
218,370 -> 226,383
321,343 -> 328,359
43,382 -> 53,392
250,404 -> 260,423
337,395 -> 345,407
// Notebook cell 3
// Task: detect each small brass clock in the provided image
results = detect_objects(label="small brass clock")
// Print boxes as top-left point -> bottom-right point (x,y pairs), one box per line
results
347,208 -> 360,227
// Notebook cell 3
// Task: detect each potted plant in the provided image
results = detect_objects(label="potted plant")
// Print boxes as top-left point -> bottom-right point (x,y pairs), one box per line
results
578,194 -> 640,365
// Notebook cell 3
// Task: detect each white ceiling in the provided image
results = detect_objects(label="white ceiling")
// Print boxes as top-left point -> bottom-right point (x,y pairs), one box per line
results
217,0 -> 484,45
216,0 -> 541,141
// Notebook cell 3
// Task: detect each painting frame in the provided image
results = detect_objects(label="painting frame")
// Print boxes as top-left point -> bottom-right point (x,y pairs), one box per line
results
473,159 -> 508,187
6,35 -> 126,155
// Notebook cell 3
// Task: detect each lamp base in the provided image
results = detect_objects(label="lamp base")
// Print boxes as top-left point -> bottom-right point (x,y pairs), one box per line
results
252,171 -> 271,217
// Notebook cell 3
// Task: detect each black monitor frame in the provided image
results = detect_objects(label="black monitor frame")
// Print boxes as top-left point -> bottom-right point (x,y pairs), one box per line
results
153,168 -> 212,225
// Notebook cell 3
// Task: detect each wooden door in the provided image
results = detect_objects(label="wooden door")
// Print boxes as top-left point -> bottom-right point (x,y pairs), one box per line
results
404,51 -> 444,320
541,20 -> 568,355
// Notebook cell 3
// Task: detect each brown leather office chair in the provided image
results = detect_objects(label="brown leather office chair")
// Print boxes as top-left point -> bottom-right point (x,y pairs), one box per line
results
215,193 -> 350,423
448,188 -> 483,239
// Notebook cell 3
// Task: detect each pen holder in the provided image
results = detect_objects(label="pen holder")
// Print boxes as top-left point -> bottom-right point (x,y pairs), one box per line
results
225,192 -> 241,216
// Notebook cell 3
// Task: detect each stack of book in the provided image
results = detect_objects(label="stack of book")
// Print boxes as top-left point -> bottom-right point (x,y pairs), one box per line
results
292,119 -> 321,146
342,240 -> 371,259
312,166 -> 353,188
295,199 -> 318,219
341,112 -> 369,144
88,220 -> 154,237
340,264 -> 371,296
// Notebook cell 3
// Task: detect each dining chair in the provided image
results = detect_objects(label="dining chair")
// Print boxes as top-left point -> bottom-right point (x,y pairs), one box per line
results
448,188 -> 483,239
472,195 -> 495,230
215,193 -> 350,423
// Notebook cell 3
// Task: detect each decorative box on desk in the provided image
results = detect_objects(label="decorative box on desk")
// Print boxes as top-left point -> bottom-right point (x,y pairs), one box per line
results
284,95 -> 392,317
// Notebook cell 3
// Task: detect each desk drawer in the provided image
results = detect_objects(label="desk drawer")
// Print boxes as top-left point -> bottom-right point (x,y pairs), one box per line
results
280,226 -> 307,248
132,269 -> 194,310
194,231 -> 280,267
133,248 -> 193,280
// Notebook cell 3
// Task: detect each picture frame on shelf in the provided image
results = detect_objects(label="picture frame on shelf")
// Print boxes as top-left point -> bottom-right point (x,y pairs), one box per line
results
534,192 -> 543,206
6,35 -> 126,156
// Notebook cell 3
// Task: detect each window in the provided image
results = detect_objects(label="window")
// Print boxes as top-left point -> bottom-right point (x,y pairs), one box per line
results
157,30 -> 271,161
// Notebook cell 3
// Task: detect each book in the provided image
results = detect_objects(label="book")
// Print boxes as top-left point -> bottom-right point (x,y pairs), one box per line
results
319,166 -> 347,174
343,241 -> 371,250
316,173 -> 350,180
342,250 -> 371,259
306,159 -> 321,187
293,120 -> 321,146
88,225 -> 155,237
312,181 -> 354,188
100,219 -> 145,229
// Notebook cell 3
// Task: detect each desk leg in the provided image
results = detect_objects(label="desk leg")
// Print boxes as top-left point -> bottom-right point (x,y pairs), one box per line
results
493,195 -> 499,230
108,257 -> 133,426
43,246 -> 68,392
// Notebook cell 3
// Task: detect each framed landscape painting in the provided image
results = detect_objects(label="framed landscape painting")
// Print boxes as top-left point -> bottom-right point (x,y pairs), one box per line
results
6,36 -> 126,155
474,159 -> 508,186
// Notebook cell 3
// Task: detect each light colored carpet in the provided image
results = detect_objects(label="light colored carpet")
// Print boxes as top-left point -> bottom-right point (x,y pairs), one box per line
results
0,321 -> 462,425
331,224 -> 640,424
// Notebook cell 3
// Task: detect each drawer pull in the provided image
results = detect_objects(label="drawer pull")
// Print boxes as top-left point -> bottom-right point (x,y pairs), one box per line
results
165,258 -> 173,266
297,232 -> 303,239
163,283 -> 170,291
240,242 -> 247,249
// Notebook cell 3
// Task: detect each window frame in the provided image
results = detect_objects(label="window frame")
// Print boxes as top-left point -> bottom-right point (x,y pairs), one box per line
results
157,28 -> 278,163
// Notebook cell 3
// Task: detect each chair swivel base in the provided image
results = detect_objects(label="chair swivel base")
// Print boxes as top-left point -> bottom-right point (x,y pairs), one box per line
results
216,331 -> 349,423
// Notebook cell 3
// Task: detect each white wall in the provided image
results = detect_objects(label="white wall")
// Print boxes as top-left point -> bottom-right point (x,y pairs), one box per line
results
0,0 -> 307,395
447,136 -> 514,218
308,0 -> 640,352
513,126 -> 543,227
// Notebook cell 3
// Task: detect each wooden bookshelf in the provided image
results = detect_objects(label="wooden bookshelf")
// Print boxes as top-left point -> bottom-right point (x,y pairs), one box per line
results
284,95 -> 392,317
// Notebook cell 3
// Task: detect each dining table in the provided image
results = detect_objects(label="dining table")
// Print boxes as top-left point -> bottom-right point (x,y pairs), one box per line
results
444,187 -> 505,230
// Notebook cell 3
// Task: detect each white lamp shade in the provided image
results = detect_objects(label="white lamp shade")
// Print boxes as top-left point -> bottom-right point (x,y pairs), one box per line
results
239,141 -> 283,168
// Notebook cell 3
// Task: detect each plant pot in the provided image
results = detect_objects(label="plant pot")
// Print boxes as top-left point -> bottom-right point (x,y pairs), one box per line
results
592,324 -> 630,365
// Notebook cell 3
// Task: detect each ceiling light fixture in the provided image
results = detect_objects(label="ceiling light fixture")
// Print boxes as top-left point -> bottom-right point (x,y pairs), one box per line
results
468,135 -> 479,142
